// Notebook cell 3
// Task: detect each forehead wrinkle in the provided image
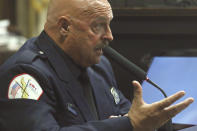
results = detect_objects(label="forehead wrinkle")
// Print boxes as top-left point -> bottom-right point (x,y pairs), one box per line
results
79,1 -> 113,21
47,0 -> 87,22
46,0 -> 112,26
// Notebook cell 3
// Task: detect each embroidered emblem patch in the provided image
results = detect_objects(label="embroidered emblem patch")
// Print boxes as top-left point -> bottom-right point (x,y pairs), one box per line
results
111,87 -> 120,104
8,73 -> 43,100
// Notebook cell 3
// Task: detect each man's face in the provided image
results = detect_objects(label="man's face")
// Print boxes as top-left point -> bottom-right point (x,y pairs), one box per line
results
66,1 -> 113,67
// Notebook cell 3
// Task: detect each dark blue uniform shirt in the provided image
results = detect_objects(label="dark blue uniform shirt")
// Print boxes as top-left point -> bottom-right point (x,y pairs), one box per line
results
0,31 -> 132,131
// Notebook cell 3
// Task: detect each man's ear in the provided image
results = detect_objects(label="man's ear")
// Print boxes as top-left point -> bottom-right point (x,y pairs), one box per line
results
57,16 -> 70,37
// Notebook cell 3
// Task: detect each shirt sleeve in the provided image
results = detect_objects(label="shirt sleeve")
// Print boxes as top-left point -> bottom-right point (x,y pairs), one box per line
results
0,99 -> 133,131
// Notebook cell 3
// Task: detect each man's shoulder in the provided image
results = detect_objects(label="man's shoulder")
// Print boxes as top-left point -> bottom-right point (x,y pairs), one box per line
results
1,37 -> 46,70
1,38 -> 36,65
0,37 -> 51,87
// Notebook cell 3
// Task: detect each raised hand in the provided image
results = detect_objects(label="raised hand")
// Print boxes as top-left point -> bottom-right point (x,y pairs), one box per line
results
128,81 -> 194,131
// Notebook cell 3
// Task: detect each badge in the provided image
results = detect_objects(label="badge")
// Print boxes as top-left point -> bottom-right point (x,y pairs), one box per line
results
8,73 -> 43,100
67,103 -> 78,116
111,87 -> 120,104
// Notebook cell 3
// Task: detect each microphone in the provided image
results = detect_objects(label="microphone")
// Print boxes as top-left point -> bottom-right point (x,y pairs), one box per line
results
103,46 -> 167,98
103,46 -> 174,131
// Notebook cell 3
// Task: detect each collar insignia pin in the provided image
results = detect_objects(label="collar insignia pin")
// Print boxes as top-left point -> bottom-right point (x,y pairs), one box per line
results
111,87 -> 120,105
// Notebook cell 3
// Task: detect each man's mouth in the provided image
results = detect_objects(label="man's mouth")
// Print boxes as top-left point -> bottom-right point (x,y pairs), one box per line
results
94,42 -> 109,56
95,47 -> 103,56
95,44 -> 107,51
95,47 -> 103,51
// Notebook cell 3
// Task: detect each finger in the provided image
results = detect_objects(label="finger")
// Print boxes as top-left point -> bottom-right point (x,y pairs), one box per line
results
124,114 -> 128,117
132,80 -> 144,105
109,115 -> 121,118
163,97 -> 194,120
109,116 -> 118,118
153,91 -> 185,110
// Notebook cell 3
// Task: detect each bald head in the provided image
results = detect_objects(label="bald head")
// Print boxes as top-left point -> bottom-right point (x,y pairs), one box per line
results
45,0 -> 112,28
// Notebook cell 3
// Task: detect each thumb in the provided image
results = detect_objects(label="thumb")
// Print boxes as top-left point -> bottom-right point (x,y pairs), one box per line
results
132,80 -> 144,105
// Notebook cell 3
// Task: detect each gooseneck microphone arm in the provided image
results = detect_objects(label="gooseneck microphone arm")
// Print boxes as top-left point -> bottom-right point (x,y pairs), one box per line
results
103,46 -> 167,98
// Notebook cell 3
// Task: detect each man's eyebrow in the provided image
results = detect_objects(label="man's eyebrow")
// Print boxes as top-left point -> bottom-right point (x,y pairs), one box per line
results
95,16 -> 107,21
94,16 -> 113,22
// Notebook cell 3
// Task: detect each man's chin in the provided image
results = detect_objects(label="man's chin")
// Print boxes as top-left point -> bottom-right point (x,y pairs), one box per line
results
91,57 -> 101,66
95,56 -> 101,64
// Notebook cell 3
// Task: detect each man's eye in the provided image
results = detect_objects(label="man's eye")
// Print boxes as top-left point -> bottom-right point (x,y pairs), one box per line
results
92,24 -> 104,34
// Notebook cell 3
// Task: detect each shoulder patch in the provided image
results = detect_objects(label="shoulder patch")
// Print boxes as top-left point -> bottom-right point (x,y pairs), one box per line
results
8,73 -> 43,100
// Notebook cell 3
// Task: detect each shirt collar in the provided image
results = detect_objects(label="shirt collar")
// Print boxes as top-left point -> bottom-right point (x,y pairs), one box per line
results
43,31 -> 85,79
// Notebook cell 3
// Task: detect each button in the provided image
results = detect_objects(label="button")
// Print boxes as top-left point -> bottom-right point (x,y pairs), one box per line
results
39,51 -> 44,54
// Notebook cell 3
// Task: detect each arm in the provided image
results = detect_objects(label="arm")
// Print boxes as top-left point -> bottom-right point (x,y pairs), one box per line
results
0,64 -> 133,131
0,99 -> 133,131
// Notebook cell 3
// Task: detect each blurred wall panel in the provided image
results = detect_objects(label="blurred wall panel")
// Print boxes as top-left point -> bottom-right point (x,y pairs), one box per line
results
16,0 -> 48,38
110,0 -> 126,8
16,0 -> 29,37
0,0 -> 16,24
110,0 -> 197,8
0,0 -> 3,19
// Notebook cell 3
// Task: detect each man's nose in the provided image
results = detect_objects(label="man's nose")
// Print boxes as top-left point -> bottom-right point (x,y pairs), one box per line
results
103,26 -> 113,42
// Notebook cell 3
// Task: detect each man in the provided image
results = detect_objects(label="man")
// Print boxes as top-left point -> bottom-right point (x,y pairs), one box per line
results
0,0 -> 194,131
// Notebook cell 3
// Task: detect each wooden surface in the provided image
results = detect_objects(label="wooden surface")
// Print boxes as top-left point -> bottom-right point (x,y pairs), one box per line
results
113,8 -> 197,16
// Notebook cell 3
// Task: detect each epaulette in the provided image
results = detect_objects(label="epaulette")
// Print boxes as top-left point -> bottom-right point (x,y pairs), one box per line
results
15,50 -> 40,64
